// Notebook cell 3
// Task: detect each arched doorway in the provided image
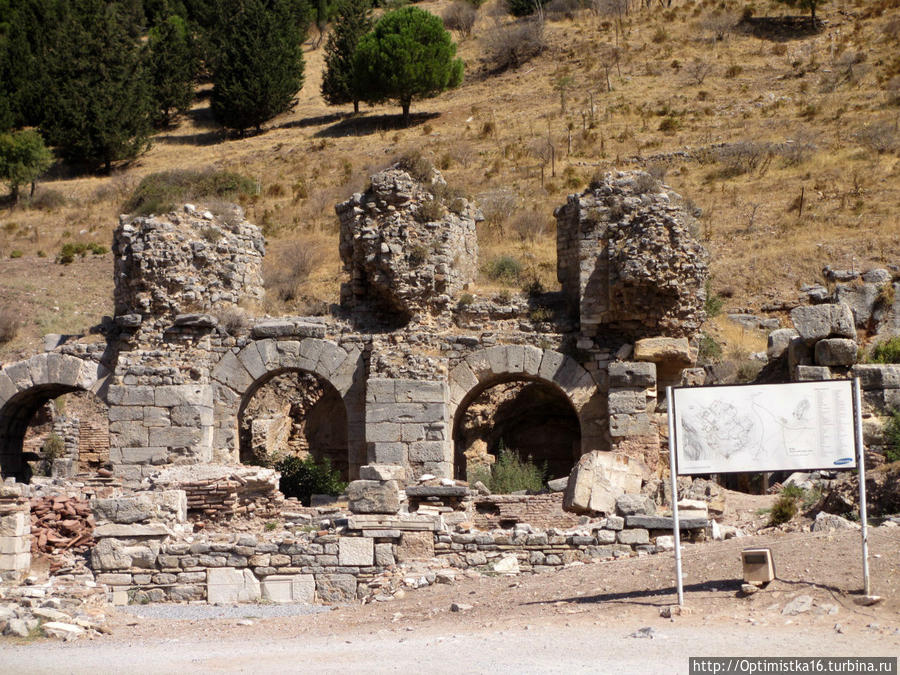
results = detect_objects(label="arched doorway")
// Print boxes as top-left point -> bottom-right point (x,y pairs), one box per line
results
238,369 -> 350,480
0,355 -> 109,482
453,376 -> 581,482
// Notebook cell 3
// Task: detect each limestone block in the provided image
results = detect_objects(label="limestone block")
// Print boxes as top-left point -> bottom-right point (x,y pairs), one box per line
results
794,365 -> 832,382
395,380 -> 446,403
370,442 -> 406,464
260,574 -> 316,603
212,351 -> 254,393
367,403 -> 445,424
93,523 -> 171,538
767,328 -> 799,360
608,362 -> 656,388
609,413 -> 655,437
0,371 -> 17,400
634,337 -> 692,365
563,451 -> 647,515
315,341 -> 348,377
788,337 -> 813,372
615,494 -> 656,516
0,536 -> 29,554
91,538 -> 132,570
396,531 -> 435,562
851,364 -> 900,390
790,303 -> 855,345
107,385 -> 155,406
366,423 -> 403,443
367,379 -> 396,403
338,537 -> 374,566
154,384 -> 211,408
148,426 -> 203,448
537,350 -> 566,382
0,512 -> 29,536
835,283 -> 878,328
346,480 -> 400,514
207,568 -> 261,604
815,338 -> 858,366
4,360 -> 33,390
120,447 -> 167,465
608,390 -> 647,415
617,528 -> 649,545
625,515 -> 707,529
408,441 -> 447,463
374,543 -> 395,566
315,574 -> 357,603
523,346 -> 543,376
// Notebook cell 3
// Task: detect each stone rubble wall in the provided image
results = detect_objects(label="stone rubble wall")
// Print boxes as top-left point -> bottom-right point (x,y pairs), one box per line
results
0,485 -> 31,584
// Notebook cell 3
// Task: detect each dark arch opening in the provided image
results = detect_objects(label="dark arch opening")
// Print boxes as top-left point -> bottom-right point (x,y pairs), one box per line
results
452,375 -> 581,483
238,368 -> 351,481
0,384 -> 109,483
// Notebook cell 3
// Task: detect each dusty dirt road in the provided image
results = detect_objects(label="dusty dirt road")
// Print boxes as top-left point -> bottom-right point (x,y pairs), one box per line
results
3,528 -> 899,674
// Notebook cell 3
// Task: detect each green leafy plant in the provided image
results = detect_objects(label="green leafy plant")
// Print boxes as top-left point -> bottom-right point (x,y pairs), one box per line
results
457,292 -> 475,308
353,6 -> 464,124
124,169 -> 256,216
485,255 -> 523,284
56,242 -> 107,264
769,489 -> 799,525
870,336 -> 900,364
468,444 -> 545,493
0,129 -> 52,202
698,333 -> 722,364
40,433 -> 65,476
273,455 -> 347,506
885,410 -> 900,463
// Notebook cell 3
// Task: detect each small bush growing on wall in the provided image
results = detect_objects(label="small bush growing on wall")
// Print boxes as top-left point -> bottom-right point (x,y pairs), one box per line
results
274,455 -> 347,506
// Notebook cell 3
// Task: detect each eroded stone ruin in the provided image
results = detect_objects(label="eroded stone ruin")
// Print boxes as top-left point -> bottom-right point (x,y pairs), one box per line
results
1,167 -> 898,620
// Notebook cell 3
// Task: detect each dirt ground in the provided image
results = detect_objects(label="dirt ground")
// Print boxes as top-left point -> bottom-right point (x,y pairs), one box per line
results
2,526 -> 898,674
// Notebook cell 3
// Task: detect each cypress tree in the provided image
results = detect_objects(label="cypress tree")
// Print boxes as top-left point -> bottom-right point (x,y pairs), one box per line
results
40,0 -> 153,172
320,0 -> 373,114
210,0 -> 307,134
149,14 -> 198,126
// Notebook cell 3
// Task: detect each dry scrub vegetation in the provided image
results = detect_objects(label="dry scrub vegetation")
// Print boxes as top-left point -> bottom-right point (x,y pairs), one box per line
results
1,0 -> 899,358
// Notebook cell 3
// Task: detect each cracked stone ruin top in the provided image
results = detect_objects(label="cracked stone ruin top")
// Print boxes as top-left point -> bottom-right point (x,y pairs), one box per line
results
556,171 -> 709,340
336,163 -> 479,324
113,204 -> 265,321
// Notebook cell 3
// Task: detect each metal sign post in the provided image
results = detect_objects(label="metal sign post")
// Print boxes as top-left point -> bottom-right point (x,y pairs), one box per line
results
852,378 -> 871,596
666,385 -> 684,606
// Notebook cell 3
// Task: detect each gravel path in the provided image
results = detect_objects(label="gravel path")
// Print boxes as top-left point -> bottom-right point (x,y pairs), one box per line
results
122,603 -> 330,620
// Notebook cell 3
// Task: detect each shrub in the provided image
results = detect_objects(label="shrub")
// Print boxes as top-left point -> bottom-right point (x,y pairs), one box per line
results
9,250 -> 22,258
698,333 -> 722,364
769,490 -> 799,525
40,433 -> 66,476
123,169 -> 257,216
0,307 -> 20,343
469,444 -> 545,493
395,150 -> 434,183
29,189 -> 67,211
884,410 -> 900,463
56,242 -> 107,264
417,198 -> 445,223
485,255 -> 523,284
705,281 -> 724,317
484,19 -> 545,72
408,243 -> 429,266
854,121 -> 899,155
870,336 -> 900,364
443,2 -> 477,38
273,455 -> 347,506
457,292 -> 475,308
478,189 -> 518,232
265,243 -> 319,303
511,210 -> 546,242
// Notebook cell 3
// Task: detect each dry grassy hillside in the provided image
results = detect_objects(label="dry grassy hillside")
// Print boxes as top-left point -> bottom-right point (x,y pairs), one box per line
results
0,0 -> 898,360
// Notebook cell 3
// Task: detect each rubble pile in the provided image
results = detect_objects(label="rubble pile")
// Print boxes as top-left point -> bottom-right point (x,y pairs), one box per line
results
30,496 -> 95,564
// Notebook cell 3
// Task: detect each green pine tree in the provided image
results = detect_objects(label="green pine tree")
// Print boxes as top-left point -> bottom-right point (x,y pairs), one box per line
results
210,0 -> 307,134
320,0 -> 373,114
0,129 -> 52,202
39,0 -> 153,172
149,14 -> 198,126
353,6 -> 464,125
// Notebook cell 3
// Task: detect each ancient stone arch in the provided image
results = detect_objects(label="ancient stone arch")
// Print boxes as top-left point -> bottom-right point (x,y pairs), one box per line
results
447,346 -> 601,471
210,338 -> 367,477
0,353 -> 110,480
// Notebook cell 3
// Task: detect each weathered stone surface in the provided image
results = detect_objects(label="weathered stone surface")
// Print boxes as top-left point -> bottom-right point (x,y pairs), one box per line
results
608,362 -> 657,388
634,338 -> 693,365
207,568 -> 261,604
616,528 -> 649,545
615,494 -> 656,517
851,364 -> 900,390
625,515 -> 708,529
358,464 -> 407,482
346,480 -> 400,514
767,328 -> 799,360
795,365 -> 832,381
338,537 -> 374,566
563,451 -> 648,515
814,338 -> 857,366
557,171 -> 709,339
790,303 -> 856,345
260,574 -> 315,603
316,574 -> 357,603
396,531 -> 435,562
336,165 -> 478,321
811,511 -> 859,532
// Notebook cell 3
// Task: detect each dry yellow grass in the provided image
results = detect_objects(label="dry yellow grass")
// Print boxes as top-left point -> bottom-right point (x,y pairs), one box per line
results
0,0 -> 898,358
